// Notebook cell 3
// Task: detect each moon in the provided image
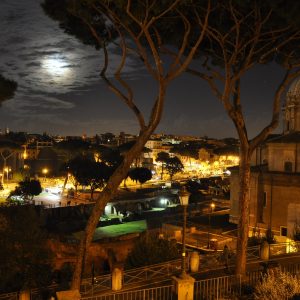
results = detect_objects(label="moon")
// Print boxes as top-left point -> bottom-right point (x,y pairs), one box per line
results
42,55 -> 71,78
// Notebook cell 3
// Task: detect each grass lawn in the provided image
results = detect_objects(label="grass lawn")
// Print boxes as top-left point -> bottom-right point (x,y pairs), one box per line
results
74,220 -> 148,241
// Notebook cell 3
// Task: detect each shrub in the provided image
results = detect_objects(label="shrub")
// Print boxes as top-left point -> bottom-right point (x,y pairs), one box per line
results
125,232 -> 180,269
254,270 -> 300,299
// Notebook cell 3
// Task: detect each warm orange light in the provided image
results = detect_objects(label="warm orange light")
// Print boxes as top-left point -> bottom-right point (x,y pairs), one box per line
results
42,168 -> 48,175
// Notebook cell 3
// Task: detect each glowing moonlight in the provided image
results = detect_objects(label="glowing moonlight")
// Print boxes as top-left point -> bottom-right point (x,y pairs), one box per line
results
42,55 -> 70,77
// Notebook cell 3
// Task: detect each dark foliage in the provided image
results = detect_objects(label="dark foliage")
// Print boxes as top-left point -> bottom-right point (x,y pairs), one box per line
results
0,206 -> 52,292
41,0 -> 113,49
0,74 -> 17,105
171,143 -> 199,160
128,167 -> 152,185
66,155 -> 113,198
165,156 -> 184,180
9,178 -> 42,201
54,139 -> 91,161
125,232 -> 180,269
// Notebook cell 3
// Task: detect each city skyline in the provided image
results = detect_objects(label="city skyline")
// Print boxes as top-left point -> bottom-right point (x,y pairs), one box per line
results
0,0 -> 291,139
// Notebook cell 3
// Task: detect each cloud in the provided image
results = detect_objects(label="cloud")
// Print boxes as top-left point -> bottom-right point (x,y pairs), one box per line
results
0,0 -> 144,101
3,93 -> 75,117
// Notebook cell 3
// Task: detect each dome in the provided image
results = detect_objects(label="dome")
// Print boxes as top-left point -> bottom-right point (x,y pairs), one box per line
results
287,77 -> 300,100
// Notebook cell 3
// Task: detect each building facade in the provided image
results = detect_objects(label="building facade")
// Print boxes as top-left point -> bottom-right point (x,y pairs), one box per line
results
230,78 -> 300,241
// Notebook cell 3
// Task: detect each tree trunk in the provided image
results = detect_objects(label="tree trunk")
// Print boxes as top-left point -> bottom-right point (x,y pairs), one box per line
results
235,148 -> 251,277
71,129 -> 156,290
2,158 -> 6,185
61,175 -> 68,195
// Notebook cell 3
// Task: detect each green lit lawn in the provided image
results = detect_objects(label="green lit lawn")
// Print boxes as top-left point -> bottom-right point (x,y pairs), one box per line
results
92,220 -> 147,241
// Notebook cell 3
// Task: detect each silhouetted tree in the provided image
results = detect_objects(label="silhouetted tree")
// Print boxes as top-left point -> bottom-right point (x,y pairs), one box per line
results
165,0 -> 300,276
125,232 -> 179,269
0,140 -> 22,185
0,74 -> 17,105
171,143 -> 199,165
128,167 -> 152,187
0,206 -> 52,292
156,151 -> 170,180
54,140 -> 91,193
9,178 -> 42,201
42,0 -> 210,289
165,156 -> 184,180
67,156 -> 112,200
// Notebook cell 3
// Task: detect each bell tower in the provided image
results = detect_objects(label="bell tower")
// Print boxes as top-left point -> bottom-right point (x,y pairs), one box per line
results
283,78 -> 300,134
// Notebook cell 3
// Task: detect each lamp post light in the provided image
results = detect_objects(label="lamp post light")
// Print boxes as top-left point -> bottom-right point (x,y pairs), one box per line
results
4,167 -> 9,182
42,168 -> 48,181
207,202 -> 215,249
178,185 -> 190,278
4,167 -> 11,182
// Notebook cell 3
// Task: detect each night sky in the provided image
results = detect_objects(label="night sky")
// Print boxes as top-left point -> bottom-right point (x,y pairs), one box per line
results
0,0 -> 291,139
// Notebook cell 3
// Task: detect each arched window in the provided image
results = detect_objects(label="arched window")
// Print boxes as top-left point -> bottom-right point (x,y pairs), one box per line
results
284,161 -> 293,172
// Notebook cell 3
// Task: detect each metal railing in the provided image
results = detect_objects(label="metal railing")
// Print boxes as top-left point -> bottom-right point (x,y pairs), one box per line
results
81,259 -> 181,296
194,275 -> 241,300
246,269 -> 263,287
269,241 -> 300,257
81,274 -> 112,295
4,248 -> 300,299
81,285 -> 173,300
123,260 -> 181,286
29,284 -> 58,300
246,245 -> 260,260
0,292 -> 18,300
281,262 -> 300,275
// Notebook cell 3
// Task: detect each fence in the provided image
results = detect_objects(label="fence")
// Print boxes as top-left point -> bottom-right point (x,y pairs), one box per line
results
3,252 -> 300,299
81,260 -> 181,296
246,245 -> 260,260
281,262 -> 300,275
246,269 -> 263,287
0,293 -> 18,300
194,275 -> 241,300
81,274 -> 112,295
82,275 -> 243,300
29,285 -> 59,300
269,241 -> 300,257
81,285 -> 173,300
123,260 -> 181,286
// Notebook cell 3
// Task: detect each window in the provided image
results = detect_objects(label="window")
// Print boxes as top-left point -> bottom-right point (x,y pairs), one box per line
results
263,192 -> 267,208
280,226 -> 287,237
284,161 -> 293,172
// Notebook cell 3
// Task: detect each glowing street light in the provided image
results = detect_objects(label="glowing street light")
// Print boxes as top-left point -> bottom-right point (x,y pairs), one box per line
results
207,202 -> 216,249
42,168 -> 48,181
4,167 -> 11,182
178,186 -> 190,278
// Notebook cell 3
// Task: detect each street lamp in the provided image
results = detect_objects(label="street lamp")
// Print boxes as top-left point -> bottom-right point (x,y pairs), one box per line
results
207,202 -> 215,249
4,167 -> 11,182
42,168 -> 48,181
178,185 -> 190,278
